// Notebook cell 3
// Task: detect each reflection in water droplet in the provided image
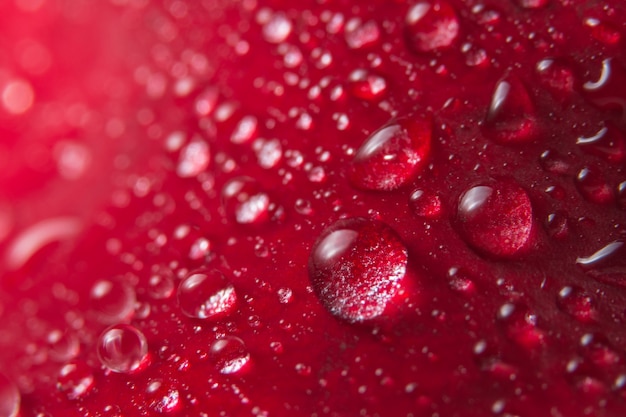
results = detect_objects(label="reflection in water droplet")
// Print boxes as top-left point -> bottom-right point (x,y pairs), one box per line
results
496,303 -> 544,350
97,324 -> 149,373
456,180 -> 533,258
0,373 -> 20,417
90,279 -> 136,324
577,241 -> 623,269
405,0 -> 460,53
177,269 -> 237,319
262,12 -> 292,44
348,69 -> 387,101
210,336 -> 250,374
308,218 -> 408,322
57,360 -> 95,400
350,117 -> 432,191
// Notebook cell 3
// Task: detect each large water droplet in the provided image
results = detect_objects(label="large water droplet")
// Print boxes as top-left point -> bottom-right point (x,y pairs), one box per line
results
0,373 -> 20,417
222,177 -> 274,224
350,117 -> 432,191
456,180 -> 534,258
484,76 -> 536,144
210,336 -> 250,374
576,122 -> 626,164
90,279 -> 136,324
404,0 -> 460,53
308,218 -> 408,322
97,324 -> 149,373
57,360 -> 95,400
177,269 -> 237,320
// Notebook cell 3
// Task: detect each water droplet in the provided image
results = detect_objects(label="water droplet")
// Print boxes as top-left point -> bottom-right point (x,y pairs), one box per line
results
447,267 -> 476,294
47,330 -> 80,362
577,240 -> 626,287
545,211 -> 569,239
348,69 -> 387,101
145,380 -> 181,414
0,373 -> 20,417
344,18 -> 380,49
496,303 -> 544,349
484,76 -> 536,144
308,218 -> 408,322
222,177 -> 273,224
350,117 -> 432,191
575,167 -> 614,204
409,189 -> 442,218
539,149 -> 570,175
2,78 -> 34,115
618,181 -> 626,210
231,115 -> 258,144
536,58 -> 575,99
253,138 -> 282,169
177,138 -> 210,178
580,333 -> 620,368
90,279 -> 136,324
456,180 -> 533,258
148,267 -> 175,300
177,269 -> 237,319
262,12 -> 292,44
576,122 -> 626,164
583,58 -> 626,116
557,286 -> 597,323
584,17 -> 621,45
577,240 -> 624,270
97,324 -> 149,373
57,360 -> 95,400
405,0 -> 460,53
210,336 -> 250,374
516,0 -> 548,9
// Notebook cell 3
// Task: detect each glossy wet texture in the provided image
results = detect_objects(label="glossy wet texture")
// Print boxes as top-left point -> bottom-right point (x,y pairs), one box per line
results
0,0 -> 625,416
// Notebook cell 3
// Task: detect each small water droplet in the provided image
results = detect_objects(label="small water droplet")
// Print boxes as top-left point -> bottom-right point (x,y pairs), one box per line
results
348,69 -> 387,101
496,303 -> 544,349
46,329 -> 80,362
222,177 -> 274,224
145,380 -> 181,414
545,211 -> 569,239
0,373 -> 20,417
344,18 -> 380,49
409,189 -> 442,218
557,286 -> 597,323
262,12 -> 292,44
583,58 -> 626,116
536,58 -> 575,99
97,324 -> 149,373
456,180 -> 534,258
210,336 -> 250,374
405,0 -> 460,53
90,279 -> 136,324
539,149 -> 570,175
576,122 -> 626,164
148,267 -> 175,300
57,360 -> 95,400
177,138 -> 210,178
177,269 -> 237,319
484,76 -> 536,144
350,117 -> 432,191
2,78 -> 34,115
516,0 -> 548,9
308,218 -> 408,322
575,167 -> 614,204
